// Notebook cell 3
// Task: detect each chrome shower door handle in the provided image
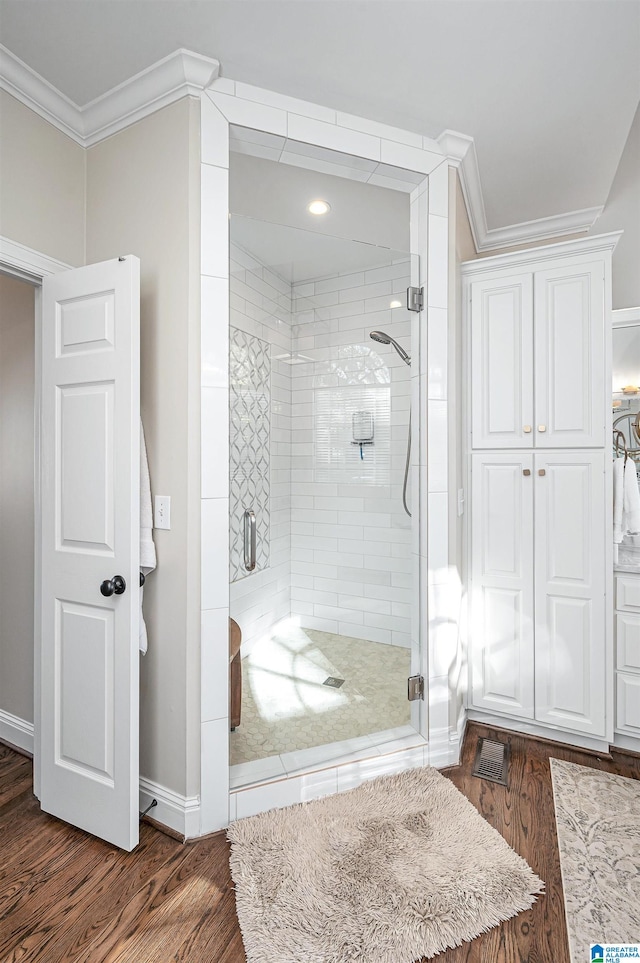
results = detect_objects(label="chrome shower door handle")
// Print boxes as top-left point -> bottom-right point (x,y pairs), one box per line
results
244,509 -> 256,572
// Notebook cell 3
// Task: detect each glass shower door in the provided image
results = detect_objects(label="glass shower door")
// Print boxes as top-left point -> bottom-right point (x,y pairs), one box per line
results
227,214 -> 421,771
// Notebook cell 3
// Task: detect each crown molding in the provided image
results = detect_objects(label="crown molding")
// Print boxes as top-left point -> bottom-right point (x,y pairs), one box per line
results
437,129 -> 486,251
459,230 -> 623,276
0,43 -> 82,141
0,45 -> 219,147
477,205 -> 604,251
437,127 -> 604,253
0,45 -> 611,250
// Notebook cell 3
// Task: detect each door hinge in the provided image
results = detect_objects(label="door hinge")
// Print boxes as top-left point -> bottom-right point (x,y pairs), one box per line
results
407,286 -> 424,312
408,674 -> 425,701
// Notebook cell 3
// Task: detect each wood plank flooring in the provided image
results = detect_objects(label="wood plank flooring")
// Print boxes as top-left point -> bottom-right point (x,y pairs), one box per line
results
1,724 -> 638,962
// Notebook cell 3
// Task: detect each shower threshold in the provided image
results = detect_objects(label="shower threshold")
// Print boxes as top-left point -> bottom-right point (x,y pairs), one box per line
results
229,723 -> 427,791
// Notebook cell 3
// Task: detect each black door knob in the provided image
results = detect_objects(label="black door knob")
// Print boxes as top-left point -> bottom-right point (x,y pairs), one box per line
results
100,575 -> 127,597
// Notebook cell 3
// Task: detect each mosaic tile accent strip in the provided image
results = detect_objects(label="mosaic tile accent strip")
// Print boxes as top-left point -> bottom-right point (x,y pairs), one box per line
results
230,327 -> 270,582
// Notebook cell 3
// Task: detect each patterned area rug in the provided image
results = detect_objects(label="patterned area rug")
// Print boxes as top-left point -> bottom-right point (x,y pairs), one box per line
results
228,766 -> 544,963
550,759 -> 640,962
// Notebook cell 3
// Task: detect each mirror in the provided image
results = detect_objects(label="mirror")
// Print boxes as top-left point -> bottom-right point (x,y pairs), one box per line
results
613,322 -> 640,456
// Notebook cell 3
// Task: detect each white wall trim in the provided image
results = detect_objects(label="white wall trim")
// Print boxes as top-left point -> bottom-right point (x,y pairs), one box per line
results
612,306 -> 640,327
0,43 -> 81,141
0,709 -> 34,755
426,727 -> 463,769
0,235 -> 72,280
1,41 -> 609,253
478,205 -> 604,252
459,230 -> 623,276
139,777 -> 200,839
437,127 -> 604,253
0,44 -> 219,148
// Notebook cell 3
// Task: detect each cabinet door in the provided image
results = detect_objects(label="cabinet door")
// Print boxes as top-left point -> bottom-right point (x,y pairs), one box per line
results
534,452 -> 605,736
470,453 -> 535,718
534,263 -> 605,447
470,274 -> 534,449
616,674 -> 640,736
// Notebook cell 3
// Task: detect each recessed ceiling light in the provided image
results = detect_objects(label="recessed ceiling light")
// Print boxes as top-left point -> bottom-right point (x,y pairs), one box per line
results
390,300 -> 402,308
307,199 -> 331,215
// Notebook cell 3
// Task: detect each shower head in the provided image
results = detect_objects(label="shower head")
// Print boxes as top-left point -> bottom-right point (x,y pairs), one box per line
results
369,330 -> 411,366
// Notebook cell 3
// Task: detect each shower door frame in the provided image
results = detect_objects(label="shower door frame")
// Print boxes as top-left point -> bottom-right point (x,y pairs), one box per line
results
198,82 -> 460,831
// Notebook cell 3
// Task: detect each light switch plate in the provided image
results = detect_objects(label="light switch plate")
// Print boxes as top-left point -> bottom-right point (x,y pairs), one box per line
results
154,495 -> 171,530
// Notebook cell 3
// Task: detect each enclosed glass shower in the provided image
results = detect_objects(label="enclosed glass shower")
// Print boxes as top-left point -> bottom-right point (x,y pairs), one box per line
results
228,213 -> 418,779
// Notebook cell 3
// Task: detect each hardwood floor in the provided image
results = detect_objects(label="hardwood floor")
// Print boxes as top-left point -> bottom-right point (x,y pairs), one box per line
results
1,725 -> 638,962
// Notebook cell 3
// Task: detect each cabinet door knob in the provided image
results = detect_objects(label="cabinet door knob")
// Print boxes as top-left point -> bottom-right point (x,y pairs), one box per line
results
523,425 -> 532,433
523,469 -> 531,476
538,469 -> 546,476
538,425 -> 546,432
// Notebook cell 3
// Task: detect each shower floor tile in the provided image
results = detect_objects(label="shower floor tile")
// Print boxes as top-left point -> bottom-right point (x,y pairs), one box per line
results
229,624 -> 411,765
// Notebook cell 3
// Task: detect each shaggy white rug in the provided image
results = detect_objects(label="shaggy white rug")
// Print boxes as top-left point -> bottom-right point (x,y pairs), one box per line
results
550,759 -> 640,963
228,766 -> 544,963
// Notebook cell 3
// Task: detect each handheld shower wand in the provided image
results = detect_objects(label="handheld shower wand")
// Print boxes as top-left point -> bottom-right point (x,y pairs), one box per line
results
369,330 -> 412,517
369,330 -> 411,366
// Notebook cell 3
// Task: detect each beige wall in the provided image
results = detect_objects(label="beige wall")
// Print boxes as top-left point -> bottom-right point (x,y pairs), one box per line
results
589,102 -> 640,310
0,91 -> 85,267
0,274 -> 35,724
86,97 -> 201,797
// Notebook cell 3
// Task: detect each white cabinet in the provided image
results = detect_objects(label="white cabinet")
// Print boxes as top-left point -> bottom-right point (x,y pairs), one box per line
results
470,453 -> 534,717
533,452 -> 605,736
614,573 -> 640,744
464,235 -> 617,747
470,274 -> 534,449
471,451 -> 606,737
469,256 -> 605,450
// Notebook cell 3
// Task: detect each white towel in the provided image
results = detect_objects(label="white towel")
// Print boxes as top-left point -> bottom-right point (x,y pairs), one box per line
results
140,420 -> 157,654
624,458 -> 640,534
614,457 -> 625,543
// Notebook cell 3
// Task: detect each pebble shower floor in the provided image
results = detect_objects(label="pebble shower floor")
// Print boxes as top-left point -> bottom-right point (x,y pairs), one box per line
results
229,625 -> 411,765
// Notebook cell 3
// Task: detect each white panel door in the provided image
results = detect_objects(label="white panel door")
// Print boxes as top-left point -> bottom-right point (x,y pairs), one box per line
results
534,451 -> 605,736
534,262 -> 605,447
470,273 -> 534,449
40,257 -> 140,851
470,453 -> 535,718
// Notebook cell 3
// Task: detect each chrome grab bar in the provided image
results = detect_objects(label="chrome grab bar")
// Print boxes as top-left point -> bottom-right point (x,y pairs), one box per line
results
243,509 -> 256,571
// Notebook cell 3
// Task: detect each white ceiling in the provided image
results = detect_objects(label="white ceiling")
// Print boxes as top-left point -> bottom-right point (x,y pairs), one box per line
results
0,0 -> 638,231
231,215 -> 409,284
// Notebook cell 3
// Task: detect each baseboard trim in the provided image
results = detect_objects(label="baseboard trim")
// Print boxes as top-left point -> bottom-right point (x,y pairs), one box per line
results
139,777 -> 200,840
0,709 -> 34,755
0,712 -> 200,839
427,726 -> 463,769
612,732 -> 640,755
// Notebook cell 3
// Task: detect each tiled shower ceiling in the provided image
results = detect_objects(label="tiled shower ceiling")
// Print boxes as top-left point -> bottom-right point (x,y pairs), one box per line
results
229,126 -> 424,193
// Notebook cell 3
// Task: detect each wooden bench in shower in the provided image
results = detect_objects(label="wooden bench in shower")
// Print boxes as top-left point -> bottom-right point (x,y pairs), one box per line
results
229,618 -> 242,731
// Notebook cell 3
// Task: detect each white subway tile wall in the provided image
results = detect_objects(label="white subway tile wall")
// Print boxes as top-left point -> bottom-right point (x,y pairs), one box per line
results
227,245 -> 413,651
289,260 -> 413,645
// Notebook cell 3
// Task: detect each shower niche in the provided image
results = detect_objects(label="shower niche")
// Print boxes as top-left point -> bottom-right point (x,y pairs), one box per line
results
227,145 -> 422,782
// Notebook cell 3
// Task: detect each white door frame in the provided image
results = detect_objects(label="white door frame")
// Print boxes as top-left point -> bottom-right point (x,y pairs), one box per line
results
199,84 -> 460,831
0,235 -> 73,796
